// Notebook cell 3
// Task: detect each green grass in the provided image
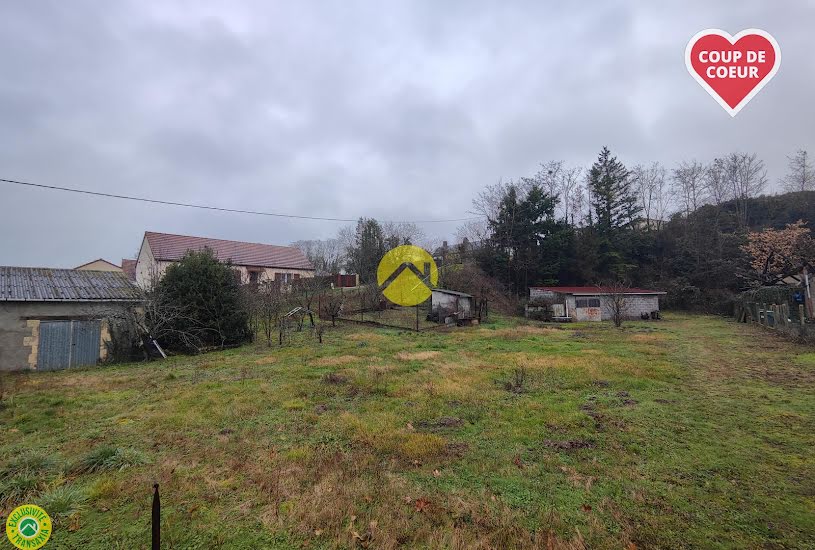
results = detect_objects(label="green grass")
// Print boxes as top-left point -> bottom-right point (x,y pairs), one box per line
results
0,314 -> 813,549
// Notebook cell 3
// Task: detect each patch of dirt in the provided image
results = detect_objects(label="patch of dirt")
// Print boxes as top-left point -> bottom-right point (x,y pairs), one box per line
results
592,380 -> 610,388
396,351 -> 441,361
315,355 -> 360,367
254,356 -> 277,365
444,441 -> 469,458
543,439 -> 595,450
314,404 -> 328,414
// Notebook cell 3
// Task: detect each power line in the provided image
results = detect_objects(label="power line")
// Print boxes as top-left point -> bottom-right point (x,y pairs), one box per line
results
0,177 -> 481,224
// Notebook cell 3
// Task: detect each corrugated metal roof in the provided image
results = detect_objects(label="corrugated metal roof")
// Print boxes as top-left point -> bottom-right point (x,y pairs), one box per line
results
530,286 -> 666,295
144,231 -> 314,270
432,288 -> 473,297
0,267 -> 142,302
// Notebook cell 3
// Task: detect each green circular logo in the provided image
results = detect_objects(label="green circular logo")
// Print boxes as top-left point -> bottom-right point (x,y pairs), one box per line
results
6,505 -> 52,549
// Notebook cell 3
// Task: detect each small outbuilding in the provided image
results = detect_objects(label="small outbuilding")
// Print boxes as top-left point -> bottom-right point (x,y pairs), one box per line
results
528,286 -> 666,322
0,267 -> 141,371
429,289 -> 477,325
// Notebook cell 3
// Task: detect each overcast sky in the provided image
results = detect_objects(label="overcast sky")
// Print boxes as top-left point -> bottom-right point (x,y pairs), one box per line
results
1,1 -> 812,268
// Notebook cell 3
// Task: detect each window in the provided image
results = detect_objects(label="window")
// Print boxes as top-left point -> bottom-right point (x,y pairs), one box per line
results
575,297 -> 600,308
248,270 -> 260,284
275,272 -> 292,284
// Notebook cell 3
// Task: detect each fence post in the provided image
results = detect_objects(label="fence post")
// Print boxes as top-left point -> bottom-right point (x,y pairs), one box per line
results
152,484 -> 160,550
800,304 -> 806,326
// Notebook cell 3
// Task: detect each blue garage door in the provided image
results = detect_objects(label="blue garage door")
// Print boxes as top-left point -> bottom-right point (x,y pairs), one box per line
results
38,320 -> 101,370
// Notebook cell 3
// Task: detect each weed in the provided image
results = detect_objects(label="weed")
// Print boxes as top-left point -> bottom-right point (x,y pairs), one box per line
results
503,366 -> 528,394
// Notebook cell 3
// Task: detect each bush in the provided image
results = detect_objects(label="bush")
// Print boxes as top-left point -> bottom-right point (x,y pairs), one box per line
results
156,249 -> 252,351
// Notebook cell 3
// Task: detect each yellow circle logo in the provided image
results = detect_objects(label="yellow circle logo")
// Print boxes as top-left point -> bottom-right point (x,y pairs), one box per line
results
377,245 -> 438,306
6,504 -> 52,549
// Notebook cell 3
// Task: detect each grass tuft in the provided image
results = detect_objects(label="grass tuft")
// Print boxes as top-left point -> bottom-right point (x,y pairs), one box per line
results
73,446 -> 150,474
36,485 -> 88,521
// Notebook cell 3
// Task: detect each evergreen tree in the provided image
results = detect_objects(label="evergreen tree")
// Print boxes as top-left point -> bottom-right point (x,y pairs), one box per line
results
587,147 -> 642,278
157,249 -> 251,351
481,183 -> 570,295
347,218 -> 386,283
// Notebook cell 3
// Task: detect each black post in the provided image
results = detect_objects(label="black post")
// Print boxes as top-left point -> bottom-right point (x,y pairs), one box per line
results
416,304 -> 419,331
152,484 -> 160,550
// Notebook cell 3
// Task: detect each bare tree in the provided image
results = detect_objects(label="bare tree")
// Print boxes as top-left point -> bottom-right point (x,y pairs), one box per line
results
672,160 -> 707,218
291,238 -> 343,274
633,162 -> 672,229
320,289 -> 345,326
725,152 -> 768,226
560,166 -> 583,225
705,158 -> 730,206
255,280 -> 286,346
601,282 -> 631,328
293,276 -> 328,327
780,149 -> 815,192
382,221 -> 427,248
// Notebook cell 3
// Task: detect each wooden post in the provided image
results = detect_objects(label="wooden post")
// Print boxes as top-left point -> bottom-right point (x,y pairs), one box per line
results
800,304 -> 806,326
415,303 -> 420,332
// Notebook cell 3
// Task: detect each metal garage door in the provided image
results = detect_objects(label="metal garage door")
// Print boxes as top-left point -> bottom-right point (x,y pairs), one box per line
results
38,320 -> 101,370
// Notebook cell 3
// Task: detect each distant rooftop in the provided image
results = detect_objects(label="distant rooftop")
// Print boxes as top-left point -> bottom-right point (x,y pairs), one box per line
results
144,231 -> 314,270
0,266 -> 141,302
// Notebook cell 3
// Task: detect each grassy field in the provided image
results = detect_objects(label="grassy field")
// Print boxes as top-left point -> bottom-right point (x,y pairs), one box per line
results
1,314 -> 813,549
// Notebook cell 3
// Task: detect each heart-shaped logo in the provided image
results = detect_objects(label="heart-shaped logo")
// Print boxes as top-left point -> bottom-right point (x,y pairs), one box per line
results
685,29 -> 780,117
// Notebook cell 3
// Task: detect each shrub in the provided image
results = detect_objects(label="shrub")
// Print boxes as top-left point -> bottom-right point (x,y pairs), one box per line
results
156,249 -> 252,352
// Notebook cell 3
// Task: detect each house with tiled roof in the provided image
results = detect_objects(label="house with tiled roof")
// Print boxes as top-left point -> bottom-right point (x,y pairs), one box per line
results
134,231 -> 315,287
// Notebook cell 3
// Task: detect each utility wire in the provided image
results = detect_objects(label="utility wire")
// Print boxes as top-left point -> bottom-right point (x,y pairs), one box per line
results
0,177 -> 482,224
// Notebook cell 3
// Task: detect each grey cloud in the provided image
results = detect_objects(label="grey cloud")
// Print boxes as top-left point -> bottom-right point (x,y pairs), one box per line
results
0,0 -> 812,268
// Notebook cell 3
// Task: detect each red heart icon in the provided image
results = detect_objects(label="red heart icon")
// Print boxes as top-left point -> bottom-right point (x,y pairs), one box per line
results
685,29 -> 780,116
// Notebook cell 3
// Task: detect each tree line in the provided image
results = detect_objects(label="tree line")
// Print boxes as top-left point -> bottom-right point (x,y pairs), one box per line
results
292,146 -> 815,311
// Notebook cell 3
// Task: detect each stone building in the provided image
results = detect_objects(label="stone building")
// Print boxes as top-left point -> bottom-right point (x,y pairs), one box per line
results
0,267 -> 141,371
